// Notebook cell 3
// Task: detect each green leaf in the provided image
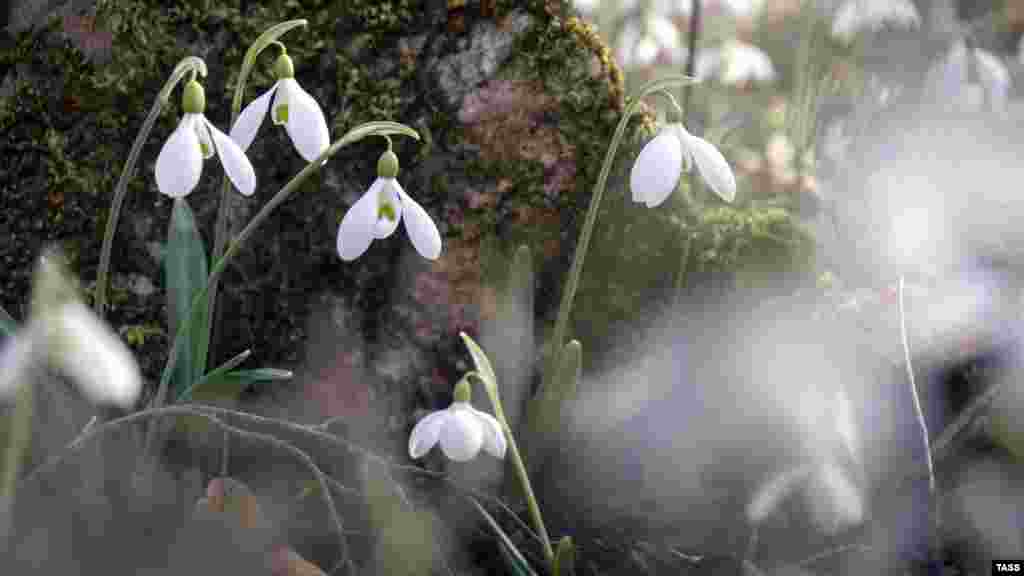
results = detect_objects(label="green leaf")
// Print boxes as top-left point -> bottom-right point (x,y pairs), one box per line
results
176,348 -> 250,402
468,496 -> 539,576
184,366 -> 292,403
165,198 -> 211,399
0,305 -> 17,337
459,332 -> 499,397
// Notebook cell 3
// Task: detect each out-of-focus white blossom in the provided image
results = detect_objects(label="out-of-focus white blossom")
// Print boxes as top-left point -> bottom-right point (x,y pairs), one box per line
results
831,0 -> 921,44
714,40 -> 776,86
925,39 -> 1010,113
0,252 -> 142,408
615,14 -> 685,68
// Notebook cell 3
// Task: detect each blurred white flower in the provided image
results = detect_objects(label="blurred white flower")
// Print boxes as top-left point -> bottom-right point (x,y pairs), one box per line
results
615,14 -> 685,68
831,0 -> 921,44
716,40 -> 776,86
336,150 -> 441,261
0,253 -> 142,408
807,459 -> 864,534
230,52 -> 330,163
155,79 -> 256,198
925,39 -> 1010,113
630,122 -> 736,206
408,401 -> 507,462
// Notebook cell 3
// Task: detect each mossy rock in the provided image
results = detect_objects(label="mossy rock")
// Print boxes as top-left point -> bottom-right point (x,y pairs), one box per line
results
0,0 -> 813,452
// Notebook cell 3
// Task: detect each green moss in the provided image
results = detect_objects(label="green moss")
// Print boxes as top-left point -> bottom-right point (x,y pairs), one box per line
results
686,205 -> 816,289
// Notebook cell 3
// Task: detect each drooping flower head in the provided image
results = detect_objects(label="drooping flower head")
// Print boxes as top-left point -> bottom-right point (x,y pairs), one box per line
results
629,122 -> 736,207
230,48 -> 330,163
408,375 -> 507,462
0,248 -> 142,408
831,0 -> 921,44
336,147 -> 442,261
155,76 -> 256,198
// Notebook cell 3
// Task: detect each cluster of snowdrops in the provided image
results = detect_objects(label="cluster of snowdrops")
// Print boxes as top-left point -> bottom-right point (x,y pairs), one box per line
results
0,19 -> 736,576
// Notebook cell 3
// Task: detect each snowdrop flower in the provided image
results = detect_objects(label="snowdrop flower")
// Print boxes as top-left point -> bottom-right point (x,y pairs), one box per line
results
336,148 -> 441,261
831,0 -> 920,44
925,39 -> 1010,113
615,14 -> 685,68
0,250 -> 142,408
715,40 -> 776,86
630,123 -> 736,206
230,50 -> 330,163
408,376 -> 506,462
155,77 -> 256,198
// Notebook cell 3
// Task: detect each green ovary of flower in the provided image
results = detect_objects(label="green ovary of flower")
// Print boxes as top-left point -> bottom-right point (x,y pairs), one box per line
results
378,201 -> 396,222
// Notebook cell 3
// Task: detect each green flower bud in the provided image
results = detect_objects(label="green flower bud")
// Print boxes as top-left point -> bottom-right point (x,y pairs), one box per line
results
553,536 -> 575,576
182,79 -> 206,114
453,375 -> 472,403
377,150 -> 399,179
30,247 -> 77,319
273,52 -> 295,80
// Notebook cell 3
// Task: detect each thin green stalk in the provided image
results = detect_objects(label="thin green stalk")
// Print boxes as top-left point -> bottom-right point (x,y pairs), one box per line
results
150,121 -> 419,413
208,19 -> 308,364
95,56 -> 208,316
0,379 -> 33,543
470,372 -> 554,566
897,276 -> 941,557
544,75 -> 697,395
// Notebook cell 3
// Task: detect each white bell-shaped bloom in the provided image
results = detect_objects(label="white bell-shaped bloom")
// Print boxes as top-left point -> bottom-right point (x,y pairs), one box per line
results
230,77 -> 330,163
155,112 -> 256,198
925,39 -> 1010,113
806,459 -> 864,534
615,14 -> 685,68
716,40 -> 776,86
42,301 -> 143,408
408,401 -> 507,462
629,122 -> 736,206
337,150 -> 441,261
0,254 -> 142,408
831,0 -> 920,44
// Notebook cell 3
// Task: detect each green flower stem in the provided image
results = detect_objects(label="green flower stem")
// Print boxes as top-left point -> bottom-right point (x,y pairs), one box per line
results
95,56 -> 208,316
151,122 -> 419,414
470,371 -> 554,566
543,75 -> 697,400
208,19 -> 308,364
0,379 -> 33,543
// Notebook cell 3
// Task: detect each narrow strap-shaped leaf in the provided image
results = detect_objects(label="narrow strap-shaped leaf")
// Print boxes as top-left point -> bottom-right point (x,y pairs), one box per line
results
468,496 -> 539,576
185,367 -> 293,404
165,198 -> 211,399
0,305 -> 17,337
176,349 -> 251,402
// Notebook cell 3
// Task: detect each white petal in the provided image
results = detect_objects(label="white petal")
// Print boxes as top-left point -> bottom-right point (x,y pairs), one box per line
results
408,409 -> 448,459
926,40 -> 968,105
974,48 -> 1010,112
191,114 -> 215,160
337,182 -> 382,261
229,83 -> 277,152
155,116 -> 203,198
278,79 -> 330,163
48,302 -> 142,408
397,184 -> 442,260
0,331 -> 36,400
469,406 -> 506,459
629,127 -> 683,208
373,179 -> 402,240
439,408 -> 484,462
205,117 -> 257,197
678,125 -> 736,203
808,461 -> 864,534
